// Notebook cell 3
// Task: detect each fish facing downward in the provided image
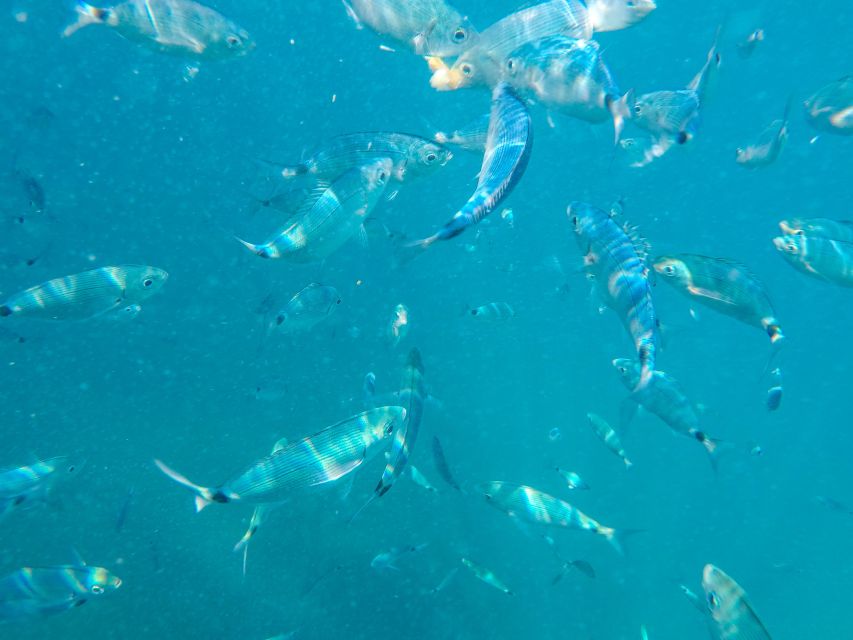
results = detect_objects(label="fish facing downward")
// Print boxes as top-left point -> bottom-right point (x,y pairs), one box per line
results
701,564 -> 773,640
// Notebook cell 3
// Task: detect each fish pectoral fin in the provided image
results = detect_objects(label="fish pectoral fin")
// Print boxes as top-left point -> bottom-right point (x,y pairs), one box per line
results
686,285 -> 737,305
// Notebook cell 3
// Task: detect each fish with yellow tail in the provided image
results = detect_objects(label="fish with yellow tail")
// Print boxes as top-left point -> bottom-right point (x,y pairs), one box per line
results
155,406 -> 404,512
587,413 -> 632,468
699,564 -> 773,640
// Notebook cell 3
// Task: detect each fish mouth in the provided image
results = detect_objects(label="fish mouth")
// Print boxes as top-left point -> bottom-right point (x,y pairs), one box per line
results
771,236 -> 787,251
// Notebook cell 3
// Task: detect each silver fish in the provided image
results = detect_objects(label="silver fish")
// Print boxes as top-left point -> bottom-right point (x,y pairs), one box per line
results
804,77 -> 853,136
468,302 -> 515,321
736,101 -> 790,168
407,464 -> 437,492
63,0 -> 254,59
701,564 -> 773,640
0,265 -> 167,321
0,456 -> 82,519
555,468 -> 590,490
387,303 -> 410,347
270,283 -> 341,334
434,114 -> 490,153
778,218 -> 853,242
586,413 -> 632,468
773,233 -> 853,287
461,557 -> 513,595
370,543 -> 428,571
736,29 -> 764,59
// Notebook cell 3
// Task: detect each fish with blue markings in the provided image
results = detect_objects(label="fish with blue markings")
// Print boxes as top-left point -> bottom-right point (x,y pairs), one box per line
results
736,100 -> 791,168
343,0 -> 478,57
804,77 -> 853,136
504,36 -> 633,141
268,283 -> 341,334
569,201 -> 658,389
63,0 -> 254,59
461,557 -> 513,595
700,564 -> 773,640
478,481 -> 628,553
237,158 -> 392,261
0,265 -> 167,321
0,563 -> 121,620
773,232 -> 853,287
612,358 -> 723,469
630,32 -> 720,166
155,406 -> 404,512
415,83 -> 532,247
0,456 -> 82,519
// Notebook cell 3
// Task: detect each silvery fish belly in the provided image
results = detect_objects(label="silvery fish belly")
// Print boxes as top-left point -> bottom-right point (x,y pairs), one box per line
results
773,234 -> 853,287
0,265 -> 168,321
273,283 -> 341,333
701,565 -> 773,640
804,77 -> 853,135
346,0 -> 478,57
778,217 -> 853,242
0,565 -> 121,620
239,158 -> 392,261
569,202 -> 658,387
64,0 -> 254,59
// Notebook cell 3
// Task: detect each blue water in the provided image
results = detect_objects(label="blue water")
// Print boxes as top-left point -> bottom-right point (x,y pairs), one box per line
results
0,1 -> 851,638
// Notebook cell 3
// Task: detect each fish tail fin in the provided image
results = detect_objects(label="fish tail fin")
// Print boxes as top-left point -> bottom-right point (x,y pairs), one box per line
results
694,433 -> 727,472
623,457 -> 634,469
63,2 -> 108,38
688,26 -> 723,100
608,90 -> 634,144
235,236 -> 273,258
153,459 -> 217,513
602,527 -> 643,556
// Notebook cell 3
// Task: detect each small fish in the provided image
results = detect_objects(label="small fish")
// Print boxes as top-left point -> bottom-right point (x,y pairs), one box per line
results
551,559 -> 595,584
362,372 -> 377,408
749,444 -> 764,457
468,302 -> 515,321
254,377 -> 288,402
804,77 -> 853,136
431,567 -> 458,593
408,464 -> 437,492
434,114 -> 490,153
63,0 -> 254,59
237,159 -> 392,262
701,564 -> 773,640
431,436 -> 462,491
815,495 -> 853,516
778,218 -> 853,242
387,304 -> 410,347
0,265 -> 167,321
736,29 -> 764,58
370,543 -> 428,571
555,468 -> 590,490
736,100 -> 790,168
461,557 -> 513,595
344,0 -> 478,56
269,284 -> 341,334
0,564 -> 121,620
12,167 -> 46,214
766,368 -> 783,412
773,233 -> 853,287
479,481 -> 628,553
0,456 -> 82,519
587,413 -> 632,468
114,487 -> 135,534
155,406 -> 404,512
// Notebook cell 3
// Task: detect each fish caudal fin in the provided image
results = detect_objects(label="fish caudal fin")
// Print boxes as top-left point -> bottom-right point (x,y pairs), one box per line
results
62,2 -> 108,38
608,90 -> 634,144
153,459 -> 218,512
235,236 -> 274,259
601,527 -> 643,556
694,432 -> 728,472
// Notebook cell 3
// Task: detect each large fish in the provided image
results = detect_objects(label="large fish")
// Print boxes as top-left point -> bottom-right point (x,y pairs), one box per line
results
0,564 -> 121,620
63,0 -> 254,59
773,233 -> 853,287
237,158 -> 391,261
804,77 -> 853,136
701,564 -> 773,640
0,456 -> 82,519
570,202 -> 658,389
155,406 -> 404,511
0,265 -> 168,321
343,0 -> 478,56
504,36 -> 633,141
416,83 -> 532,247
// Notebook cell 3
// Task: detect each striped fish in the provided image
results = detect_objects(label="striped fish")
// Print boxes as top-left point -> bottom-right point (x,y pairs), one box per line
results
237,158 -> 391,262
0,265 -> 168,321
612,358 -> 722,468
773,233 -> 853,287
417,83 -> 532,246
702,565 -> 773,640
155,406 -> 404,512
478,481 -> 627,553
0,564 -> 121,620
0,457 -> 82,518
570,202 -> 658,389
587,413 -> 632,467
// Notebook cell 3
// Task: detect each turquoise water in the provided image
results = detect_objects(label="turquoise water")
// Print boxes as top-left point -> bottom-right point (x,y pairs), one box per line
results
0,1 -> 851,638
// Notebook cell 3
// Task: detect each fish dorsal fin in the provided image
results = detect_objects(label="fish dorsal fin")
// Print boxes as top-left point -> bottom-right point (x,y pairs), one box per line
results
272,437 -> 289,453
621,221 -> 651,263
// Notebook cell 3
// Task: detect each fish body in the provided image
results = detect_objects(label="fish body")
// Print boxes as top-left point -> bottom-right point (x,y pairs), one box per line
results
804,77 -> 853,136
555,468 -> 590,490
155,406 -> 404,511
653,254 -> 783,346
468,302 -> 515,321
586,413 -> 632,467
736,29 -> 764,58
736,102 -> 790,168
0,564 -> 120,620
504,36 -> 632,140
370,543 -> 428,571
570,202 -> 658,388
0,265 -> 167,321
778,218 -> 853,242
419,83 -> 532,246
387,304 -> 410,347
431,436 -> 461,491
434,114 -> 491,153
408,464 -> 437,492
272,284 -> 341,333
238,159 -> 391,262
345,0 -> 477,56
63,0 -> 253,59
461,558 -> 513,595
0,457 -> 81,518
478,481 -> 624,552
773,234 -> 853,287
701,564 -> 773,640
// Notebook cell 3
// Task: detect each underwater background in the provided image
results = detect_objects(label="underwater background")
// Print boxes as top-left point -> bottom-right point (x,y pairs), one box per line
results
0,1 -> 851,638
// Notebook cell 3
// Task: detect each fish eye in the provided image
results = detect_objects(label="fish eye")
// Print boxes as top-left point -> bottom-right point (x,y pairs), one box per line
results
226,35 -> 241,47
453,28 -> 468,43
470,309 -> 477,315
461,63 -> 473,76
384,422 -> 394,435
663,265 -> 675,275
506,58 -> 515,71
425,152 -> 437,163
91,585 -> 104,595
786,243 -> 797,253
633,104 -> 642,114
707,592 -> 719,610
143,278 -> 154,288
571,215 -> 579,226
619,367 -> 627,374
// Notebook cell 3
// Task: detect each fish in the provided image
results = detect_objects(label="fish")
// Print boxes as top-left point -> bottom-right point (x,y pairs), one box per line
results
434,114 -> 491,153
570,201 -> 658,389
468,302 -> 515,321
63,0 -> 254,59
552,559 -> 596,585
343,0 -> 478,57
269,284 -> 341,334
815,495 -> 853,516
114,487 -> 135,533
586,413 -> 632,468
612,358 -> 723,469
11,167 -> 46,214
254,377 -> 288,402
584,0 -> 656,32
804,77 -> 853,136
778,218 -> 853,241
735,100 -> 790,168
765,368 -> 783,412
0,563 -> 121,620
478,481 -> 628,553
0,456 -> 82,519
362,372 -> 377,408
652,254 -> 784,347
630,32 -> 721,166
416,83 -> 532,247
0,265 -> 168,321
237,158 -> 392,261
555,468 -> 590,490
407,464 -> 437,492
772,233 -> 853,287
387,304 -> 410,347
370,543 -> 428,571
503,36 -> 633,141
430,567 -> 458,593
701,564 -> 773,640
736,29 -> 764,58
155,406 -> 405,512
276,133 -> 451,183
460,557 -> 513,595
431,435 -> 462,491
